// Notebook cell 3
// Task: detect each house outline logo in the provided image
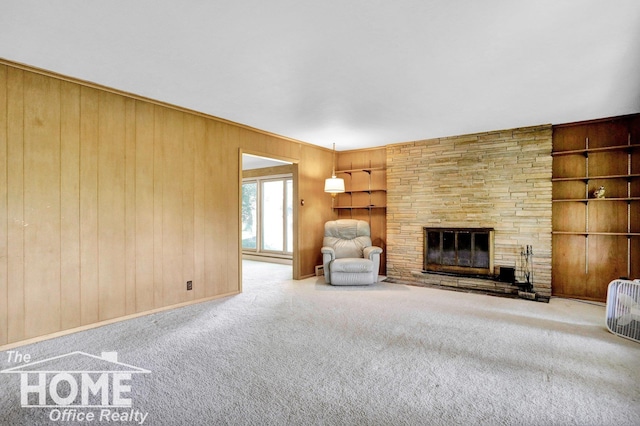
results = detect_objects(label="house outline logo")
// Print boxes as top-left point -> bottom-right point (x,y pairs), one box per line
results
1,351 -> 150,410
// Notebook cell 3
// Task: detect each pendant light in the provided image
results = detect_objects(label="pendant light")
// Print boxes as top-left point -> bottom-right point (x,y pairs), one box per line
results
324,143 -> 345,196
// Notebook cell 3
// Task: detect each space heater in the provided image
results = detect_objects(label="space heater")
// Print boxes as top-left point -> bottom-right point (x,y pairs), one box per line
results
605,279 -> 640,343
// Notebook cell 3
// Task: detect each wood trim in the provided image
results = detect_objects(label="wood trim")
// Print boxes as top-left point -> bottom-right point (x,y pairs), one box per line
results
0,291 -> 240,351
553,113 -> 640,129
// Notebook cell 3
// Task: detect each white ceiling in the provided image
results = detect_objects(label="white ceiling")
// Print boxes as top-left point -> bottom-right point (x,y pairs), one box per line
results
242,153 -> 291,170
1,1 -> 639,151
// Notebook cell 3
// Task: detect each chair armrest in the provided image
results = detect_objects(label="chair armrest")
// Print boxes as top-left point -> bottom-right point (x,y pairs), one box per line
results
363,246 -> 383,259
321,247 -> 335,260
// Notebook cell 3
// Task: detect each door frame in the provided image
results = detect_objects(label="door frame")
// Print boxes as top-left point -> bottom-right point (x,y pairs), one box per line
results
239,149 -> 299,291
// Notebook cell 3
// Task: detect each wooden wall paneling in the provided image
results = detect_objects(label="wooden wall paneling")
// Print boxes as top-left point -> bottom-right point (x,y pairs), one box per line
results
124,98 -> 136,314
207,123 -> 230,294
350,171 -> 369,191
159,107 -> 184,306
152,106 -> 164,308
588,202 -> 628,233
338,171 -> 352,191
551,234 -> 587,297
631,202 -> 640,234
335,192 -> 351,208
337,150 -> 372,170
291,161 -> 300,279
553,125 -> 587,152
192,116 -> 206,300
0,64 -> 7,345
350,210 -> 370,222
551,203 -> 586,233
204,120 -> 223,297
552,155 -> 585,179
97,91 -> 127,321
368,148 -> 386,168
60,81 -> 81,330
370,208 -> 386,274
587,235 -> 628,300
134,101 -> 155,313
589,151 -> 627,176
630,114 -> 640,142
297,145 -> 335,277
552,181 -> 584,199
586,120 -> 629,148
0,60 -> 339,347
23,72 -> 61,338
351,192 -> 369,207
370,169 -> 386,189
7,67 -> 25,342
337,209 -> 351,220
182,114 -> 197,301
631,178 -> 640,198
222,125 -> 240,294
370,191 -> 386,207
79,86 -> 100,325
589,178 -> 627,199
631,236 -> 640,279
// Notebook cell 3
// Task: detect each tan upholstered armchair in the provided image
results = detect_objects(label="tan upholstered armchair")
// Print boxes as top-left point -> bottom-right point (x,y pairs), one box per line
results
321,219 -> 383,285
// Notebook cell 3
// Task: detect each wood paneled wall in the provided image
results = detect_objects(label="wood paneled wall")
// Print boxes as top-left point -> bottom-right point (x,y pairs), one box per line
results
0,61 -> 334,346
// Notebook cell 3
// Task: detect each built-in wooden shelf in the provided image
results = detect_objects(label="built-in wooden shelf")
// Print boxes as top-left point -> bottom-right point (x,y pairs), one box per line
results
334,206 -> 386,209
553,197 -> 640,203
552,231 -> 640,236
552,174 -> 640,182
552,143 -> 640,156
551,114 -> 640,301
343,189 -> 387,193
334,150 -> 388,274
336,167 -> 385,173
334,167 -> 387,211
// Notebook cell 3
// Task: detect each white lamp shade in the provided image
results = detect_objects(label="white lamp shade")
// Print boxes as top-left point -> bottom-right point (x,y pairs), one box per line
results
324,176 -> 345,194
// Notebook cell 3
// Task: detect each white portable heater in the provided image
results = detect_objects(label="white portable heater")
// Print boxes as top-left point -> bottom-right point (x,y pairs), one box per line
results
605,279 -> 640,343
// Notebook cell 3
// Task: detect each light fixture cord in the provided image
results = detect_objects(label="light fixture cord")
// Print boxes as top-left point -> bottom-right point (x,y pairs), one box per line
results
332,143 -> 336,177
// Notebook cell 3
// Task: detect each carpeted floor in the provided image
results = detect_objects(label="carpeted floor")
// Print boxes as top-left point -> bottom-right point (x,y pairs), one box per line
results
1,260 -> 639,425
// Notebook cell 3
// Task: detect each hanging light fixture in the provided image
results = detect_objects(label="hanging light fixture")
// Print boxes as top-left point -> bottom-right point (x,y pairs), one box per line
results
324,143 -> 345,196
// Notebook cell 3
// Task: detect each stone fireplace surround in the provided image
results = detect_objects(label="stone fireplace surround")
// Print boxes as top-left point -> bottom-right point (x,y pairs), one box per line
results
385,125 -> 552,299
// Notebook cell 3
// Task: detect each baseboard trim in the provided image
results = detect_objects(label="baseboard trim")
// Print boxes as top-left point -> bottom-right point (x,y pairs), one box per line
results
0,291 -> 240,351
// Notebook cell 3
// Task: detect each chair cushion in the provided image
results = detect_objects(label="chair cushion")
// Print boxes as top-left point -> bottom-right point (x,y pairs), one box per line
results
331,258 -> 374,273
323,219 -> 372,259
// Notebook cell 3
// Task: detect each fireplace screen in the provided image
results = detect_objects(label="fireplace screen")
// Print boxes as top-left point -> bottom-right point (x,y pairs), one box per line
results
424,228 -> 494,276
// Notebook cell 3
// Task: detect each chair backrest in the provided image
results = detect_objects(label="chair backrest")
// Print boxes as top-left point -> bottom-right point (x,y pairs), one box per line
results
323,219 -> 372,259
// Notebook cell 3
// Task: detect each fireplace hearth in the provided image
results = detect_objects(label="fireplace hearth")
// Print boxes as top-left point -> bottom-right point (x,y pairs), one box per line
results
423,228 -> 494,277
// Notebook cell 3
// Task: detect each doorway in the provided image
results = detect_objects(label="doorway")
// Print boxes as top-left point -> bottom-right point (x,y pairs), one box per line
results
240,151 -> 298,285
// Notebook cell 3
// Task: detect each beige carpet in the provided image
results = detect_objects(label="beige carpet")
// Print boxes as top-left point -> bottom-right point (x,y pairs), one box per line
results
1,260 -> 638,425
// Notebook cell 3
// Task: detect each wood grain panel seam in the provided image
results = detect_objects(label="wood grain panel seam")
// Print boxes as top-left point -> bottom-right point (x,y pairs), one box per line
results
0,65 -> 7,344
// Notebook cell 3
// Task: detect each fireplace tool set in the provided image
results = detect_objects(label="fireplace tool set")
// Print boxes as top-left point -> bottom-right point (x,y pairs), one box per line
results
517,245 -> 535,299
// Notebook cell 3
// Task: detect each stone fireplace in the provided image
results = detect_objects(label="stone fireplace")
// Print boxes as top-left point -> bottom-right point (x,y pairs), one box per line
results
424,227 -> 494,277
385,125 -> 553,299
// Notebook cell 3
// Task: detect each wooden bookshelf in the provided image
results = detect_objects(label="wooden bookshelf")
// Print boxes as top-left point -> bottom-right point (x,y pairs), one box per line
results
335,149 -> 387,274
552,114 -> 640,301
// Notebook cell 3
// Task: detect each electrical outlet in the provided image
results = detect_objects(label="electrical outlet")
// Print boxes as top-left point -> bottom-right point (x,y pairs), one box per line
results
187,280 -> 193,291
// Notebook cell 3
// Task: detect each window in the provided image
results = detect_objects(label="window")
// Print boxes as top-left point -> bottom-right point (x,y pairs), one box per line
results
241,182 -> 257,249
242,175 -> 293,257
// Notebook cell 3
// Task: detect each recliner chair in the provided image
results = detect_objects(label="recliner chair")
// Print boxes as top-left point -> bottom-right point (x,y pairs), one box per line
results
321,219 -> 383,285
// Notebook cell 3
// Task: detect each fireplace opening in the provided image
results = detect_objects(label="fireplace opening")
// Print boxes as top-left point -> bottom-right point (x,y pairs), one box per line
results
424,228 -> 494,277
